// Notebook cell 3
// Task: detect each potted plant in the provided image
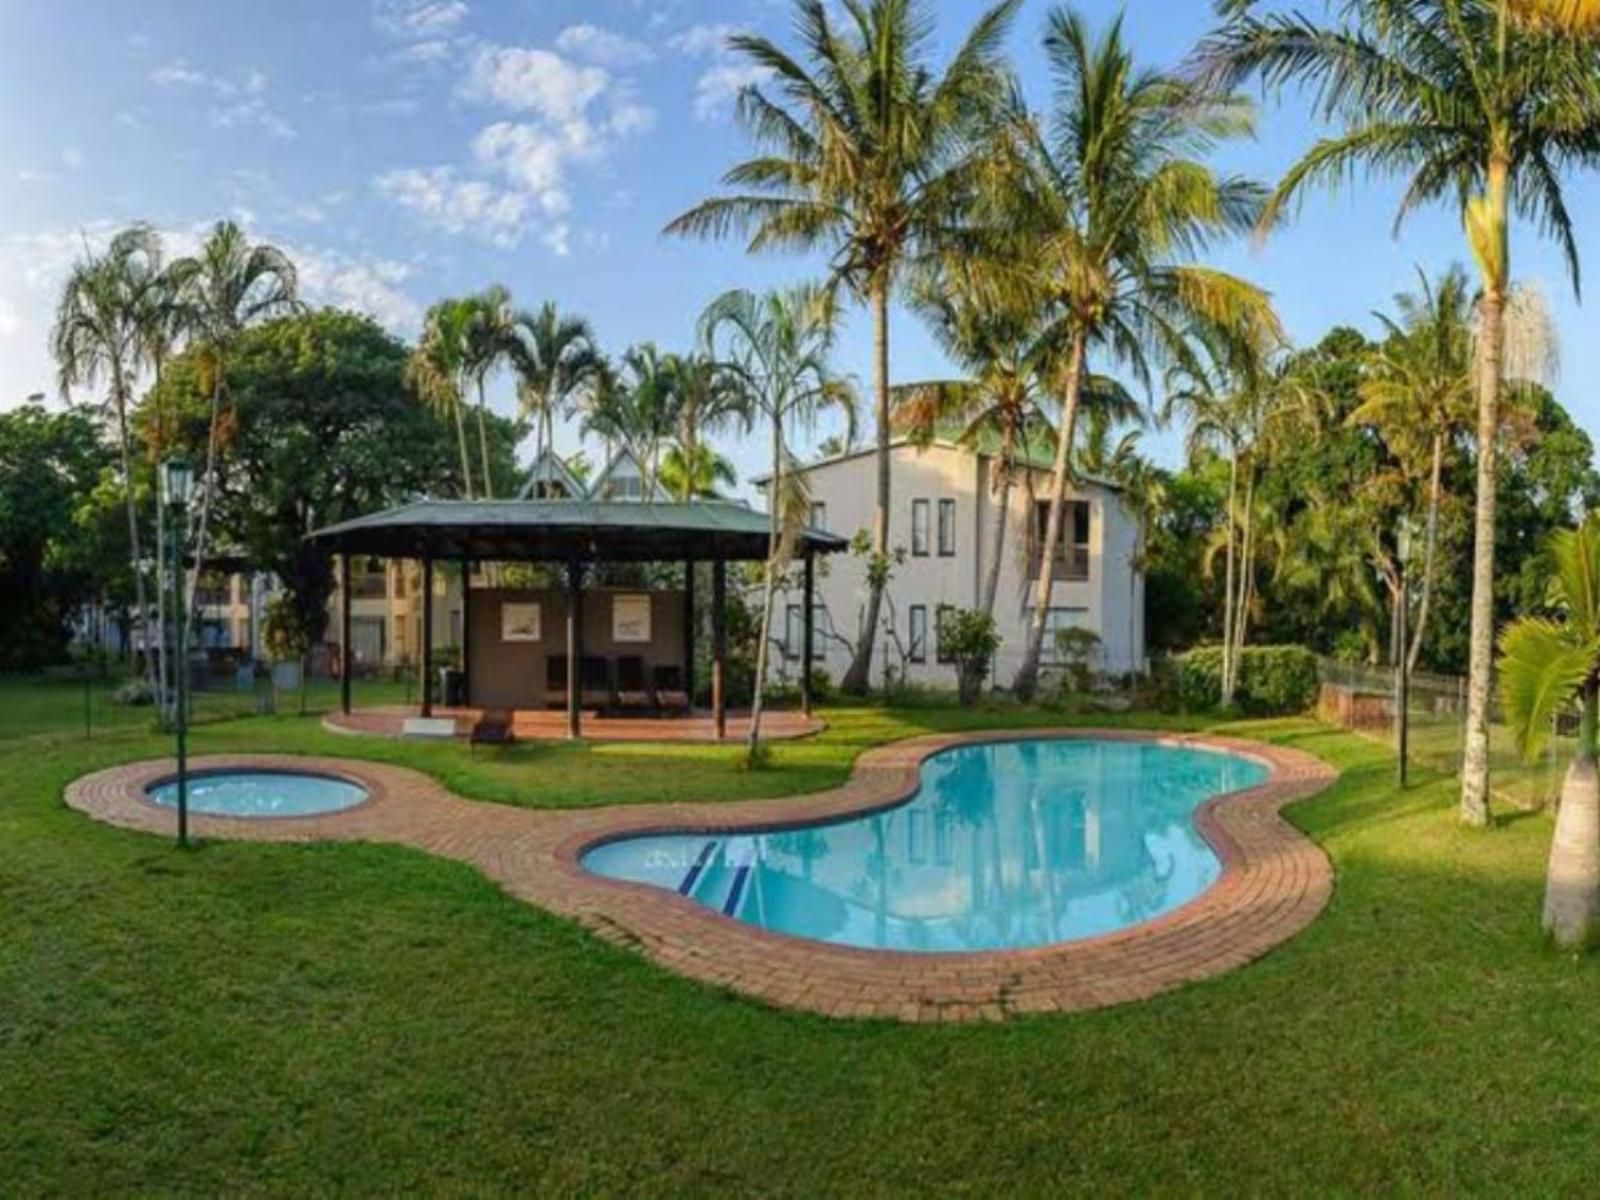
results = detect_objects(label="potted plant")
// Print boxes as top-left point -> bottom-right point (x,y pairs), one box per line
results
940,607 -> 1001,708
1499,514 -> 1600,949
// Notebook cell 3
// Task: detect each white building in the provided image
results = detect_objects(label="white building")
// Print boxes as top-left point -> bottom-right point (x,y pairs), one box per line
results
767,437 -> 1145,689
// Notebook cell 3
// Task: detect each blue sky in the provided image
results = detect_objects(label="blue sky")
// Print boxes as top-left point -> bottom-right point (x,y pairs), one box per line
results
4,0 -> 1600,494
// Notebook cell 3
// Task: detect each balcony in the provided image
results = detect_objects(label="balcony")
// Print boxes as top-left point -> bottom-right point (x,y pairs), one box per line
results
1032,544 -> 1090,583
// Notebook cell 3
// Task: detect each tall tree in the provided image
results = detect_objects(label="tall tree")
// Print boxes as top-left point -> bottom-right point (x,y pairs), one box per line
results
408,299 -> 477,498
701,286 -> 855,762
51,225 -> 164,693
1007,8 -> 1279,700
463,284 -> 518,499
666,0 -> 1020,694
1195,0 -> 1600,824
666,350 -> 753,492
508,302 -> 599,476
174,221 -> 298,619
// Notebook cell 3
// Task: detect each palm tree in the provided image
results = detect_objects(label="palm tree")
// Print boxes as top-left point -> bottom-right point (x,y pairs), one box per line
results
701,286 -> 856,762
1079,418 -> 1163,674
462,285 -> 519,499
409,299 -> 476,498
508,302 -> 599,475
175,220 -> 298,617
52,225 -> 164,695
620,343 -> 681,496
1195,0 -> 1600,825
658,444 -> 739,500
665,0 -> 1020,695
666,350 -> 752,489
1499,514 -> 1600,948
893,290 -> 1055,618
1005,8 -> 1281,700
1349,266 -> 1476,671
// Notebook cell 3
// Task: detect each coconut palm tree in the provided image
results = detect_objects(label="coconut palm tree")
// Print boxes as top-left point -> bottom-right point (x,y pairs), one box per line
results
462,284 -> 518,499
665,0 -> 1021,695
409,299 -> 477,498
665,350 -> 752,487
1194,0 -> 1600,825
700,285 -> 856,762
52,225 -> 164,695
1005,8 -> 1281,700
619,343 -> 681,496
508,302 -> 599,475
1499,514 -> 1600,948
1350,266 -> 1476,671
174,220 -> 298,617
658,444 -> 739,501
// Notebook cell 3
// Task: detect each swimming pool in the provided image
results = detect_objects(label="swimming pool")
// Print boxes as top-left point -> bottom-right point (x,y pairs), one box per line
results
582,738 -> 1270,952
146,770 -> 368,818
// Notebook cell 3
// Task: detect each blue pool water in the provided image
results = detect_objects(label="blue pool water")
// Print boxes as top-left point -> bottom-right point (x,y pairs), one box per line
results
146,771 -> 367,817
583,739 -> 1269,952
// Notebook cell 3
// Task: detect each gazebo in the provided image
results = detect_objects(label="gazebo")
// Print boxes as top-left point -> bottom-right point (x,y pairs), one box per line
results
306,499 -> 848,739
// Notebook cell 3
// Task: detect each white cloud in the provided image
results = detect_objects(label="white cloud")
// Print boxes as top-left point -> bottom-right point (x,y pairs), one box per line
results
373,0 -> 468,38
149,60 -> 292,136
0,297 -> 20,339
209,98 -> 296,140
461,45 -> 609,122
667,23 -> 743,58
471,123 -> 582,214
388,38 -> 452,65
375,167 -> 530,246
150,58 -> 209,87
114,110 -> 143,129
555,24 -> 656,68
291,246 -> 424,334
690,63 -> 772,122
60,146 -> 86,171
541,223 -> 571,257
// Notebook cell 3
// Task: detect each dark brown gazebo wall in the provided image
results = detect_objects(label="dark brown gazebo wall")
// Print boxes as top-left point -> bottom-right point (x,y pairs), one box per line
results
310,500 -> 845,740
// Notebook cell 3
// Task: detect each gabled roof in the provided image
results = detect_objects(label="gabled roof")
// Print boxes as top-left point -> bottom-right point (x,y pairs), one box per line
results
589,445 -> 670,502
755,435 -> 1123,492
306,499 -> 847,563
518,447 -> 587,500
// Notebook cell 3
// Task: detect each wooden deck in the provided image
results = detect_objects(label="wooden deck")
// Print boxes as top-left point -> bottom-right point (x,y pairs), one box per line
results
323,705 -> 824,743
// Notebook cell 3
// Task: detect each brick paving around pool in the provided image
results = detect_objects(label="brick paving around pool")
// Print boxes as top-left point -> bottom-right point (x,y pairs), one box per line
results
64,729 -> 1337,1023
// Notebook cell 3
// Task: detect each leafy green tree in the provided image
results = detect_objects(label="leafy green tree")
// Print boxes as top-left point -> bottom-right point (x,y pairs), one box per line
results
1499,514 -> 1600,947
0,402 -> 111,667
508,302 -> 599,477
1005,8 -> 1279,700
1196,0 -> 1600,824
666,0 -> 1020,694
409,298 -> 478,498
657,444 -> 738,500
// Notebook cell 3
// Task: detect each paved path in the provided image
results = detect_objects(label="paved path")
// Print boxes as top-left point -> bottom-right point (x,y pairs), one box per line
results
64,730 -> 1337,1023
323,705 -> 823,743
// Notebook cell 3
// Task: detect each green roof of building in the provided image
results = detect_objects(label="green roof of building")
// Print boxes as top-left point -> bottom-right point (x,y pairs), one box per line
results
306,499 -> 847,562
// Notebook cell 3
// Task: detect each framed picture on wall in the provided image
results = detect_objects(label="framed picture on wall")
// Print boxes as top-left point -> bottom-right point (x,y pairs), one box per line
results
613,594 -> 651,643
501,601 -> 542,642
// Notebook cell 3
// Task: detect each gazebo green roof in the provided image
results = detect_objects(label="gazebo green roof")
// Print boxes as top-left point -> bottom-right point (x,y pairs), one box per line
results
306,499 -> 848,563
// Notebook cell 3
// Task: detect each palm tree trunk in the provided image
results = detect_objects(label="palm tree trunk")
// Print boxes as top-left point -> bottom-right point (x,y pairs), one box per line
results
1221,449 -> 1239,705
112,370 -> 156,700
1015,327 -> 1087,700
1546,682 -> 1600,947
475,380 -> 494,500
842,279 -> 892,695
747,415 -> 783,764
151,347 -> 169,718
1461,158 -> 1508,827
1408,432 -> 1446,673
1227,466 -> 1256,703
980,456 -> 1011,618
454,400 -> 473,499
185,356 -> 225,629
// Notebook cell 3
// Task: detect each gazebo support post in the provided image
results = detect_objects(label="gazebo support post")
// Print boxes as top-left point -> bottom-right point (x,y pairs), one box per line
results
712,558 -> 727,740
420,555 -> 434,718
802,551 -> 814,718
566,560 -> 582,740
339,553 -> 352,715
683,559 -> 696,705
460,558 -> 473,708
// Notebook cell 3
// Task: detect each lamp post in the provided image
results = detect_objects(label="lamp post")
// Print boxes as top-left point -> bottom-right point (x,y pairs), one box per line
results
161,456 -> 194,847
1395,516 -> 1416,789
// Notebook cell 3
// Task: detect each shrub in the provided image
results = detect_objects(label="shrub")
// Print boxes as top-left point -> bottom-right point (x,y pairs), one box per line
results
1175,644 -> 1318,716
939,607 -> 1002,707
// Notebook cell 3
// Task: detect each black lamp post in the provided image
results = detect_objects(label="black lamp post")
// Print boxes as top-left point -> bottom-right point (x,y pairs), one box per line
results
161,456 -> 194,847
1395,516 -> 1417,789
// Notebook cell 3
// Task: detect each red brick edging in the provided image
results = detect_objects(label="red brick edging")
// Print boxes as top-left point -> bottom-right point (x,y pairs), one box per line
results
62,729 -> 1336,1022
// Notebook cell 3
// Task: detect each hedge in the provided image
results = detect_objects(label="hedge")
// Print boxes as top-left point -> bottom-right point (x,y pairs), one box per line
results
1175,644 -> 1319,715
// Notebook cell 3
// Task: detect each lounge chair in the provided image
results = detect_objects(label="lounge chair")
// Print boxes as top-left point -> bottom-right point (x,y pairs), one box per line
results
614,655 -> 654,711
544,655 -> 569,708
469,708 -> 516,753
654,664 -> 690,714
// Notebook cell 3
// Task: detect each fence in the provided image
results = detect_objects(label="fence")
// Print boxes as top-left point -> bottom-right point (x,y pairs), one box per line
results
1316,657 -> 1567,809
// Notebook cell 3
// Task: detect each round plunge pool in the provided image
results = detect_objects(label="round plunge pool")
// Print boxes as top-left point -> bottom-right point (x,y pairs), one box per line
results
145,770 -> 368,818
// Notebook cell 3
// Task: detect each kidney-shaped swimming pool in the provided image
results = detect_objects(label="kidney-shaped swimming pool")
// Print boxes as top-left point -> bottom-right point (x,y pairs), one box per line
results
582,738 -> 1270,953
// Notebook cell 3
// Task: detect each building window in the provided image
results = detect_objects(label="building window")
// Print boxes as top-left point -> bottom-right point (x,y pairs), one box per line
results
911,499 -> 930,556
1032,499 -> 1091,580
936,604 -> 956,663
785,604 -> 804,662
937,499 -> 956,556
1038,607 -> 1092,665
908,605 -> 927,663
810,501 -> 828,531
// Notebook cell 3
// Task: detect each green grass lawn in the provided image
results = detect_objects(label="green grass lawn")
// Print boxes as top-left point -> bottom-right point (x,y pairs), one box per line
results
2,687 -> 1595,1192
